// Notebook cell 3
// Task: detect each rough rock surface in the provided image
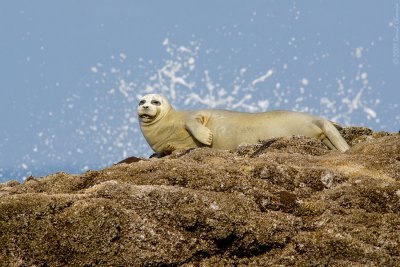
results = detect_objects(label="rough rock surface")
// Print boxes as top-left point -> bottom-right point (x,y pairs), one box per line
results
1,127 -> 399,266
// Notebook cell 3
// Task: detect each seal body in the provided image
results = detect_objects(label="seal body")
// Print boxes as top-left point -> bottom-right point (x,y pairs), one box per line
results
137,94 -> 350,155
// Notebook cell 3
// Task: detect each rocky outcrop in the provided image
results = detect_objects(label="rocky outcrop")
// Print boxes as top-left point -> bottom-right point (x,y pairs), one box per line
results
0,127 -> 399,266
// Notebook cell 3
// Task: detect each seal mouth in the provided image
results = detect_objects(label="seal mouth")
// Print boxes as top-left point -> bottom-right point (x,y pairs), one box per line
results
139,114 -> 153,119
139,114 -> 156,122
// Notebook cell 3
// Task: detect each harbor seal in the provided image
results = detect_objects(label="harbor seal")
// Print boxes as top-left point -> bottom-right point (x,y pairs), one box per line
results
137,94 -> 350,155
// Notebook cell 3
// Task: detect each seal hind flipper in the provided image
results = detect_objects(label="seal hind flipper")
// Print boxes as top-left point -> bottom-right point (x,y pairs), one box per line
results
319,120 -> 350,152
330,121 -> 344,130
322,138 -> 336,150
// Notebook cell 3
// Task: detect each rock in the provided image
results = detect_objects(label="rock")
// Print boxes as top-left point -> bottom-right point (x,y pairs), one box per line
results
0,127 -> 399,266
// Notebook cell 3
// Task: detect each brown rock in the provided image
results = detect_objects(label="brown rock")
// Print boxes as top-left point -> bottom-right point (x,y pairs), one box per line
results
0,127 -> 399,266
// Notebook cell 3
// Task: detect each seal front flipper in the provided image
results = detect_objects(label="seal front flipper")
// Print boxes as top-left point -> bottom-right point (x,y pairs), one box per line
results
185,112 -> 213,146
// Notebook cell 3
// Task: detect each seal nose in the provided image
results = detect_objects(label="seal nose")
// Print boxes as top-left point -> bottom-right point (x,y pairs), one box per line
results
143,105 -> 149,109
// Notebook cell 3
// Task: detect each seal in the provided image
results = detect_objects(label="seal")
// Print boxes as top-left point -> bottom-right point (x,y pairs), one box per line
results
137,94 -> 350,155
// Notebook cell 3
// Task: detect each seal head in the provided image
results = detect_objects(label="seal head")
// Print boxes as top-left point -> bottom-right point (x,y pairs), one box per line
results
137,94 -> 173,125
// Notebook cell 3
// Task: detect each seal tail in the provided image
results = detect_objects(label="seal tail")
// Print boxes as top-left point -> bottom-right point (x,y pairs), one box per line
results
319,120 -> 350,152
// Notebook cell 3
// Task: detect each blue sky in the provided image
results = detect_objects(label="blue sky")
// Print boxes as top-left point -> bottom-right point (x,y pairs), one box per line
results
1,1 -> 399,181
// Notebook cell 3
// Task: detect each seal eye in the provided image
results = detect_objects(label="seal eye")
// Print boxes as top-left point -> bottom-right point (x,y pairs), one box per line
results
151,100 -> 161,106
139,100 -> 146,106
